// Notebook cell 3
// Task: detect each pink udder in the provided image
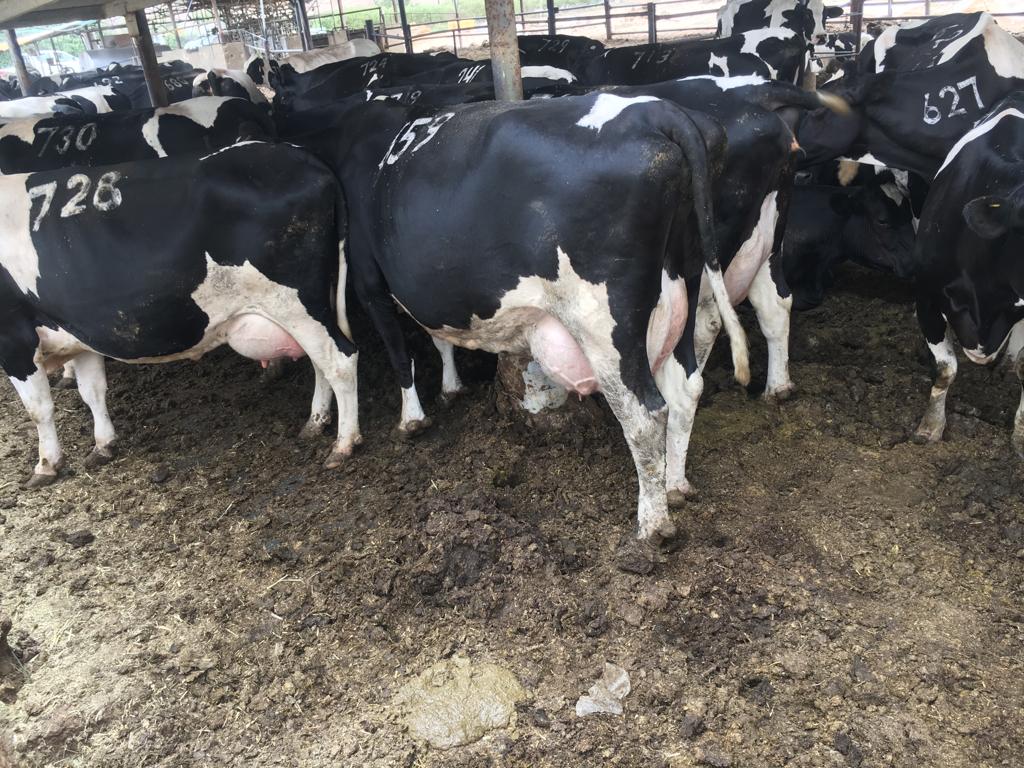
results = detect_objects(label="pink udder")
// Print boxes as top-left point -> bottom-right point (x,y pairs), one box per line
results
225,314 -> 305,365
529,315 -> 598,395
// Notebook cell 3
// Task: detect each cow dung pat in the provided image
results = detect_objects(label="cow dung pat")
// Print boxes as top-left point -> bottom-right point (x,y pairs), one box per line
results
395,656 -> 527,748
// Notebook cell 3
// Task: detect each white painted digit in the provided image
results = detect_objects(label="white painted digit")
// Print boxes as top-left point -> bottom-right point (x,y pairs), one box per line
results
923,92 -> 941,124
959,76 -> 984,109
55,125 -> 75,155
631,51 -> 644,70
410,113 -> 454,153
28,182 -> 57,231
36,126 -> 58,157
60,174 -> 91,218
75,123 -> 97,150
93,171 -> 122,212
379,113 -> 456,168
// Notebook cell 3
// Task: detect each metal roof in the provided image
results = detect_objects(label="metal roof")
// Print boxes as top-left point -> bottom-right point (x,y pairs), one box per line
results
0,1 -> 160,28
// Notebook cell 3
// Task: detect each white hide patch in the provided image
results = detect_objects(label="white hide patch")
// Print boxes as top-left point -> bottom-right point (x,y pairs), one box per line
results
718,0 -> 829,38
522,65 -> 576,83
0,115 -> 43,147
936,108 -> 1024,176
0,174 -> 42,296
283,39 -> 380,73
142,96 -> 234,158
200,139 -> 267,161
576,94 -> 660,133
707,54 -> 731,77
0,86 -> 117,119
740,28 -> 795,79
683,74 -> 765,90
724,191 -> 779,305
427,247 -> 618,395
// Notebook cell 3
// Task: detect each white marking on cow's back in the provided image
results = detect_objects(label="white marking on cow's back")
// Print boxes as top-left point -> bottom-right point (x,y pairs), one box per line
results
0,85 -> 117,119
576,94 -> 660,132
707,53 -> 731,77
200,139 -> 267,161
0,173 -> 42,295
0,115 -> 42,149
682,74 -> 765,90
740,27 -> 794,79
936,107 -> 1024,177
142,96 -> 234,158
522,65 -> 576,83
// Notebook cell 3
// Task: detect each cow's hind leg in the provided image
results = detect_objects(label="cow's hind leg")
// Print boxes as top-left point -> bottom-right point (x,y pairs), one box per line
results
55,361 -> 76,389
913,300 -> 957,445
563,321 -> 671,540
748,259 -> 794,400
299,362 -> 333,440
656,351 -> 703,508
433,338 -> 466,403
10,367 -> 63,487
73,352 -> 118,469
1013,340 -> 1024,460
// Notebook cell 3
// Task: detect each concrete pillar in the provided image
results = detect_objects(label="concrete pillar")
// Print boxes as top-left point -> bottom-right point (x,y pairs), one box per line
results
6,29 -> 34,97
126,10 -> 169,108
485,0 -> 523,101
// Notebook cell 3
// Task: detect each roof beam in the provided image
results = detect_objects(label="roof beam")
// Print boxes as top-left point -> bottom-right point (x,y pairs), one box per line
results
0,0 -> 160,28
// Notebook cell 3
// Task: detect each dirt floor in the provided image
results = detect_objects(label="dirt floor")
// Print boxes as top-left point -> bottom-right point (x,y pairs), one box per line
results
1,263 -> 1023,767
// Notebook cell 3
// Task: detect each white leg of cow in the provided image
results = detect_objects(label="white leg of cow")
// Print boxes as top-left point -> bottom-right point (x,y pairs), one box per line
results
299,362 -> 333,440
1013,345 -> 1024,460
73,352 -> 118,469
54,360 -> 77,389
655,354 -> 704,507
913,330 -> 957,444
693,275 -> 722,372
748,259 -> 794,400
398,360 -> 431,436
10,368 -> 62,487
433,338 -> 466,402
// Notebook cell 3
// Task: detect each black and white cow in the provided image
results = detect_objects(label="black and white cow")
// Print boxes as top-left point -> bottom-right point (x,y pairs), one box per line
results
60,62 -> 201,108
193,69 -> 268,105
576,28 -> 808,86
389,59 -> 580,88
0,97 -> 274,173
269,51 -> 463,112
518,34 -> 606,73
907,96 -> 1024,456
796,13 -> 1024,179
782,179 -> 916,309
0,86 -> 131,118
717,0 -> 843,40
244,39 -> 381,83
0,142 -> 359,487
295,93 -> 748,539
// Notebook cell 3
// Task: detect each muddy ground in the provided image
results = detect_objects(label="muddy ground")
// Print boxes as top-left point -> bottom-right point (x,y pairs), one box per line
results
1,263 -> 1022,767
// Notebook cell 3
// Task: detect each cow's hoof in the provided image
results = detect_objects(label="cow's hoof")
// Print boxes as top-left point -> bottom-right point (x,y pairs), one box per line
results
298,421 -> 327,441
24,471 -> 58,489
396,417 -> 433,439
764,383 -> 795,403
912,425 -> 943,445
83,444 -> 116,470
666,484 -> 693,508
437,387 -> 468,408
323,447 -> 352,469
54,376 -> 77,390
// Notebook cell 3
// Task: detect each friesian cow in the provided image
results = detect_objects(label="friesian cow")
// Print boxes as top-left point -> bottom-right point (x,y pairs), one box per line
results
717,0 -> 843,40
59,61 -> 201,108
796,13 -> 1024,180
575,28 -> 809,86
0,97 -> 275,173
518,34 -> 606,73
244,39 -> 381,82
0,86 -> 131,118
0,142 -> 359,487
295,93 -> 748,539
782,179 -> 917,310
907,96 -> 1024,456
193,69 -> 268,105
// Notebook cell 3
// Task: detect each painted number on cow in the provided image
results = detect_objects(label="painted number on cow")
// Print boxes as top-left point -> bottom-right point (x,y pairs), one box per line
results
922,76 -> 984,125
379,113 -> 455,168
535,38 -> 570,53
630,48 -> 673,70
456,65 -> 486,84
27,171 -> 123,231
36,122 -> 97,158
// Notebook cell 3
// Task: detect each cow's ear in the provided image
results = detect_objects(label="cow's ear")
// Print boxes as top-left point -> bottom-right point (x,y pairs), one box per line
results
824,6 -> 844,18
963,196 -> 1011,239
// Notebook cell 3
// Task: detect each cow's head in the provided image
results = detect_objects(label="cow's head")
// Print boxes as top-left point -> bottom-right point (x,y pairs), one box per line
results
835,181 -> 916,275
245,54 -> 266,85
192,71 -> 213,97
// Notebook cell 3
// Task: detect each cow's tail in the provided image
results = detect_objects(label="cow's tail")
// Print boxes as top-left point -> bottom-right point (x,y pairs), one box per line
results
663,104 -> 750,387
